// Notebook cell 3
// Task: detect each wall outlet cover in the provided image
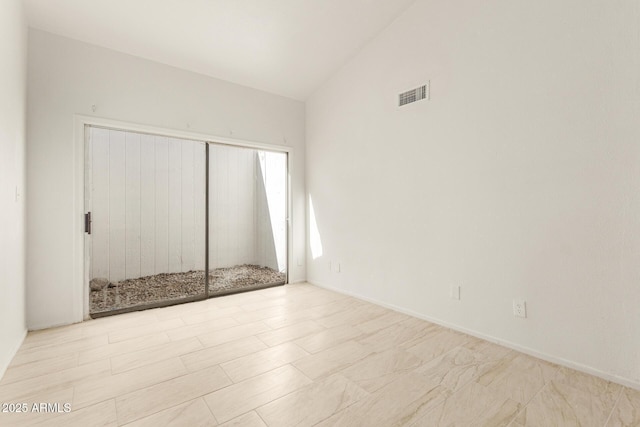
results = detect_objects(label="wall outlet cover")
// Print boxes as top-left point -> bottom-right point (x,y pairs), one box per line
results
513,299 -> 527,318
451,285 -> 460,300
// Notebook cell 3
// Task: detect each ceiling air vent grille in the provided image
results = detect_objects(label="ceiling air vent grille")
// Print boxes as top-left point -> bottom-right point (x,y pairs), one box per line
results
399,83 -> 429,106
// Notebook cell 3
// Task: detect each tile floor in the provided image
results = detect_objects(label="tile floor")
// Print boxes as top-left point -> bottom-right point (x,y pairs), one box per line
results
0,283 -> 637,426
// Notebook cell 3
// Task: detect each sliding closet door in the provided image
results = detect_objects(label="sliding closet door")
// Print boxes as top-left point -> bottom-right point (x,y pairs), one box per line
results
207,144 -> 288,296
87,126 -> 206,316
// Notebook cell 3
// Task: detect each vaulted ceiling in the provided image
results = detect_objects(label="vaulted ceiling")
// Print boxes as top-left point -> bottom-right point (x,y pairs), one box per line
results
24,0 -> 416,100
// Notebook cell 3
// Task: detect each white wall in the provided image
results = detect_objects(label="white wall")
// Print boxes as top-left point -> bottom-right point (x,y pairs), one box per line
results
209,144 -> 258,269
0,0 -> 28,378
306,0 -> 640,387
27,30 -> 306,330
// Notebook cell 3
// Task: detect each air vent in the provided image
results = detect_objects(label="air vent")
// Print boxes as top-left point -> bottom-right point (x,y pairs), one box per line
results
399,83 -> 429,106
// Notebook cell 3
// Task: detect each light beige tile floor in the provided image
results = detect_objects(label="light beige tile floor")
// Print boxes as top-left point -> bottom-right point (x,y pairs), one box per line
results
0,283 -> 637,426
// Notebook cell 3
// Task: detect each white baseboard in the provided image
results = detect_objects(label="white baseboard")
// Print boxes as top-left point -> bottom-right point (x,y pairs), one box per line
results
28,319 -> 82,331
308,280 -> 640,391
0,328 -> 27,382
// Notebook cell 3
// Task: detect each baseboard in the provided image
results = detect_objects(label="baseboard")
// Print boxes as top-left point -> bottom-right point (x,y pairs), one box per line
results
308,280 -> 640,391
28,318 -> 84,331
0,328 -> 27,382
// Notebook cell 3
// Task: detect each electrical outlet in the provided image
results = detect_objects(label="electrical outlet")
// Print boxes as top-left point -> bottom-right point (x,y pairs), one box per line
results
513,299 -> 527,318
450,285 -> 460,300
297,257 -> 303,267
334,262 -> 341,273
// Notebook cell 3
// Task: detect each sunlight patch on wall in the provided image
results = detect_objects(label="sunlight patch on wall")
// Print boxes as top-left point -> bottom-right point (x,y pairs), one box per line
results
309,195 -> 323,260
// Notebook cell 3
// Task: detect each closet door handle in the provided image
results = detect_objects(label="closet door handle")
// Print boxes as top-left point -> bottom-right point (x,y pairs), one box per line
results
85,212 -> 92,234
